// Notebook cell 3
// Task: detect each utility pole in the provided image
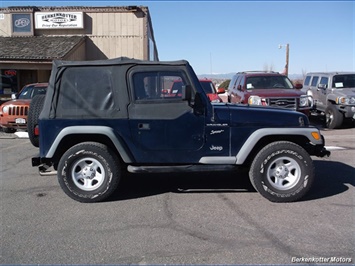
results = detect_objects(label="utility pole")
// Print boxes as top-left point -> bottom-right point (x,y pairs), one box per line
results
278,43 -> 289,76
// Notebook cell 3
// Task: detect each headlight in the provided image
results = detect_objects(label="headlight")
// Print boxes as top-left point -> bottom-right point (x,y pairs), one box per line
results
248,96 -> 263,105
336,96 -> 355,105
299,95 -> 313,107
299,96 -> 308,107
2,106 -> 9,114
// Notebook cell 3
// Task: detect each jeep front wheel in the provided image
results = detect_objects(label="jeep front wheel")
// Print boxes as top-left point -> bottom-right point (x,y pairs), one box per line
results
57,142 -> 121,203
249,141 -> 314,202
325,104 -> 343,129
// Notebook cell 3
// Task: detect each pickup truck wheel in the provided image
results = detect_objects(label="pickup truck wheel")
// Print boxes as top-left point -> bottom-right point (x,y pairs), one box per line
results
325,105 -> 343,129
27,95 -> 45,147
57,142 -> 121,203
249,141 -> 314,202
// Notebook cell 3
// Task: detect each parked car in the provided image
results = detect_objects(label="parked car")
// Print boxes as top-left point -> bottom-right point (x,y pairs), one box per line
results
30,57 -> 329,203
0,83 -> 47,133
302,72 -> 355,129
168,79 -> 225,102
227,71 -> 313,114
199,79 -> 225,103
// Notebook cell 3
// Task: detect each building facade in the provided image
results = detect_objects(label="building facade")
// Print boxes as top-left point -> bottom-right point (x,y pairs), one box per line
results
0,5 -> 159,95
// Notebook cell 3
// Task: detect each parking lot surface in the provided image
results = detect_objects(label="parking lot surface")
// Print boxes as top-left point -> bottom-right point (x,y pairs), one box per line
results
1,122 -> 354,264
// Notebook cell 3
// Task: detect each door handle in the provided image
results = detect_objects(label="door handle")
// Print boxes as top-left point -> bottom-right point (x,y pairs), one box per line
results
138,123 -> 150,130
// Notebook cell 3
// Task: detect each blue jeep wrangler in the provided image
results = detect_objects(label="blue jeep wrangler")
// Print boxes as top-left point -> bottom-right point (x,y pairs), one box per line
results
30,57 -> 330,203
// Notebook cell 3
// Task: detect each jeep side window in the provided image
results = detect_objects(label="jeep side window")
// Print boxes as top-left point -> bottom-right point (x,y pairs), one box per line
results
133,71 -> 187,101
310,76 -> 319,87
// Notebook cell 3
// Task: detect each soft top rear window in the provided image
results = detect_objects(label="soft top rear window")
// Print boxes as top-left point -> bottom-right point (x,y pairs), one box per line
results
56,66 -> 117,118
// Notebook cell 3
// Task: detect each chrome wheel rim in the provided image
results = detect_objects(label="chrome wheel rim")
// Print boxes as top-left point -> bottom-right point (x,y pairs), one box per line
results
71,157 -> 105,191
326,111 -> 333,126
266,156 -> 301,190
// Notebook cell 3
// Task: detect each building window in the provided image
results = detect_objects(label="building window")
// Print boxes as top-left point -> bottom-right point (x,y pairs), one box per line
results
11,13 -> 34,36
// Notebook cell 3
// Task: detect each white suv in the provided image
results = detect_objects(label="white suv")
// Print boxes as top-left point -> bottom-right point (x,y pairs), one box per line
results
303,72 -> 355,129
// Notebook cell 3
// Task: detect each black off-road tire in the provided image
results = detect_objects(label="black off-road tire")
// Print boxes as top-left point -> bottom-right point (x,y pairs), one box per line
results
57,142 -> 121,203
249,141 -> 314,203
3,127 -> 16,133
325,104 -> 343,129
27,95 -> 45,147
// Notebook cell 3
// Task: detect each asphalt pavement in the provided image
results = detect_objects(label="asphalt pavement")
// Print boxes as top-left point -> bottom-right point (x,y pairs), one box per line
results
1,118 -> 354,265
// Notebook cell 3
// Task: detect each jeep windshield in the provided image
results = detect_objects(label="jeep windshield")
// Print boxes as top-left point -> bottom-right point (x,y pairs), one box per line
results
18,85 -> 47,99
332,74 -> 355,89
200,80 -> 216,94
246,76 -> 293,89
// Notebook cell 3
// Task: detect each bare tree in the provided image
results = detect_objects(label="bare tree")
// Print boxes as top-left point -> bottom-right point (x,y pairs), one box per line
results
263,63 -> 274,72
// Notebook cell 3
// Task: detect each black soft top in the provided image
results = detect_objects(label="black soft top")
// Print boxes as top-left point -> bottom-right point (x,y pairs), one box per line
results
41,57 -> 192,120
52,57 -> 189,68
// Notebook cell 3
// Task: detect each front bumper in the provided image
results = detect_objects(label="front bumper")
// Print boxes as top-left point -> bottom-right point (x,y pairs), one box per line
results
310,135 -> 330,158
338,105 -> 355,118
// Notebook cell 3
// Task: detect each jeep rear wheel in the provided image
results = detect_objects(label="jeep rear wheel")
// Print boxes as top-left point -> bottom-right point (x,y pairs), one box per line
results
27,95 -> 45,147
57,142 -> 121,203
249,141 -> 314,202
325,104 -> 343,129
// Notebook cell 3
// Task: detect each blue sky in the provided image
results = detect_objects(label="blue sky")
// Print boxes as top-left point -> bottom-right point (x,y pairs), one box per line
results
1,1 -> 354,75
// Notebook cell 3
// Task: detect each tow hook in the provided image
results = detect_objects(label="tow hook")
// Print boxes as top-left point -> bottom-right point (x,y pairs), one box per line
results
319,147 -> 331,158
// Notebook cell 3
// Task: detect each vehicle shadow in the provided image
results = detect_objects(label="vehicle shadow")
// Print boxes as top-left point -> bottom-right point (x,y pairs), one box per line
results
108,169 -> 254,202
107,160 -> 354,202
302,160 -> 355,201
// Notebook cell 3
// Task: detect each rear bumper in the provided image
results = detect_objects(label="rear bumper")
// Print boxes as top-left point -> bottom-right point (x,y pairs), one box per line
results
32,156 -> 41,167
32,156 -> 57,176
32,156 -> 53,167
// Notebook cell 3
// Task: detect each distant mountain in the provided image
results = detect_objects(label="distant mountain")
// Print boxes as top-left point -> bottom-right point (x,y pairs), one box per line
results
198,73 -> 304,81
197,73 -> 234,79
288,74 -> 303,80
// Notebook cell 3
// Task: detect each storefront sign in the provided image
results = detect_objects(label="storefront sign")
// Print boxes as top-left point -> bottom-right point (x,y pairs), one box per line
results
35,12 -> 84,29
12,14 -> 33,35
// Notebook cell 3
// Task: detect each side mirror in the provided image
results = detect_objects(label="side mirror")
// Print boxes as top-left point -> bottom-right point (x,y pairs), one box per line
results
237,85 -> 242,91
318,84 -> 327,89
11,93 -> 17,100
182,84 -> 192,102
294,83 -> 303,89
217,88 -> 225,94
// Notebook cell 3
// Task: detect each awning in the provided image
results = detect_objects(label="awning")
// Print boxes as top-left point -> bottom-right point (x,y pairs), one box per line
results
0,35 -> 86,61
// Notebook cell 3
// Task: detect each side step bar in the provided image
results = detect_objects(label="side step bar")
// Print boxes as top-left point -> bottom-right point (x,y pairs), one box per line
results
39,165 -> 57,176
127,164 -> 236,174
